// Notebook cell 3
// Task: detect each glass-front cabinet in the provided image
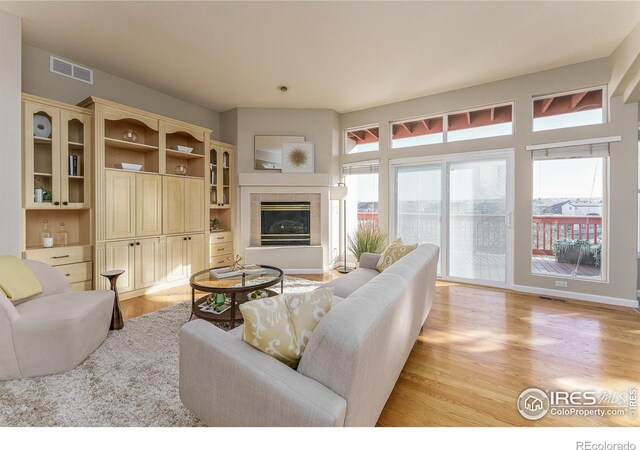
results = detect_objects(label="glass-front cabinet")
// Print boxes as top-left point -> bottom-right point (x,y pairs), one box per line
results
209,142 -> 233,209
23,99 -> 92,209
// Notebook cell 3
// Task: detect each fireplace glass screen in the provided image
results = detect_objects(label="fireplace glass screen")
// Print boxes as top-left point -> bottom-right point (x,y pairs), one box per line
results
261,202 -> 311,246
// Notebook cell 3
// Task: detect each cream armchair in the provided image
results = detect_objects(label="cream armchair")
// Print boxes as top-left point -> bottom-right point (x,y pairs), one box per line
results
0,260 -> 114,380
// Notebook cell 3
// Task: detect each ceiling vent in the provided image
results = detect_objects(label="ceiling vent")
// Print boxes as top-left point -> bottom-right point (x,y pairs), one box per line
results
49,56 -> 93,84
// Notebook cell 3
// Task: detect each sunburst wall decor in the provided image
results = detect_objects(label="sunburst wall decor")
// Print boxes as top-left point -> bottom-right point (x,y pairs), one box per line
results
282,142 -> 314,173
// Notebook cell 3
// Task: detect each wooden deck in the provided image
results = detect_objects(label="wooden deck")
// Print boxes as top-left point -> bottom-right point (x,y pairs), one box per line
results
532,255 -> 601,278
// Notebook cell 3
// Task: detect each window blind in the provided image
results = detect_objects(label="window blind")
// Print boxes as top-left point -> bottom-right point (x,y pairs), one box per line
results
530,142 -> 610,160
342,160 -> 379,175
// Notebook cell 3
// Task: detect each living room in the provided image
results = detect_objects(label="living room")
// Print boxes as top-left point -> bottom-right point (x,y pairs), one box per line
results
1,1 -> 640,447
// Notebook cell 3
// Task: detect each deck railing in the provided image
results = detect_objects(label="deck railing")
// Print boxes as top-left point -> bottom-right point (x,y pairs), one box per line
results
532,215 -> 602,256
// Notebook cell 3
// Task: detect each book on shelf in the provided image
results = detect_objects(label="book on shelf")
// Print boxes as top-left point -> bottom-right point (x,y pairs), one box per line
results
68,155 -> 79,176
210,265 -> 266,279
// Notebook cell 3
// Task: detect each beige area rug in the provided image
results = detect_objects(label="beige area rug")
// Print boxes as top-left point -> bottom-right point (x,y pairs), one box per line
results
0,276 -> 321,426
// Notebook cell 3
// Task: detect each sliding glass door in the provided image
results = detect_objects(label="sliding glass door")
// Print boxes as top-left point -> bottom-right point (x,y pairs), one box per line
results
396,164 -> 442,272
392,151 -> 513,287
448,158 -> 508,283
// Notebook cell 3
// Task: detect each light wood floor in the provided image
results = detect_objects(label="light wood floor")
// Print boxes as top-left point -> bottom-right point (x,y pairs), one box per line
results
122,273 -> 640,426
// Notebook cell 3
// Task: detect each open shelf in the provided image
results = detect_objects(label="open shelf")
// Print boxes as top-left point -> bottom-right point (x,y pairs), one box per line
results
34,136 -> 53,144
24,209 -> 91,249
105,137 -> 159,152
165,149 -> 205,160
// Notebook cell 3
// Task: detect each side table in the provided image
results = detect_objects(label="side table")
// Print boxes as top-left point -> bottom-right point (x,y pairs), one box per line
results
101,270 -> 125,330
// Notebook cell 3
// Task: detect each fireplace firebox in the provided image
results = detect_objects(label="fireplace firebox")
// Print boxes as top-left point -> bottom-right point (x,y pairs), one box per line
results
261,202 -> 311,246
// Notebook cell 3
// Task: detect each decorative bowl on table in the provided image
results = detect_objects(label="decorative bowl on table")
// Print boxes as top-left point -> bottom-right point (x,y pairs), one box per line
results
114,163 -> 143,171
247,289 -> 268,300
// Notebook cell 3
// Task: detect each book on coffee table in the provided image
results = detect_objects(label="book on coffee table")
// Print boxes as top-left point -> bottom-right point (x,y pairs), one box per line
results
210,265 -> 267,279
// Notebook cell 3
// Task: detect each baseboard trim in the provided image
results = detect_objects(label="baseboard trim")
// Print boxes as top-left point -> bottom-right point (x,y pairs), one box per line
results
514,284 -> 639,309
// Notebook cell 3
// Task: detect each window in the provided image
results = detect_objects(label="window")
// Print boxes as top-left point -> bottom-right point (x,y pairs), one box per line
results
391,116 -> 444,149
345,126 -> 379,154
343,161 -> 379,260
531,142 -> 608,281
533,88 -> 604,132
448,104 -> 513,142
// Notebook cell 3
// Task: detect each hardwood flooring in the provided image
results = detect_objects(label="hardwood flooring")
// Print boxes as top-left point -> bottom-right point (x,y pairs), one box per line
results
122,273 -> 640,426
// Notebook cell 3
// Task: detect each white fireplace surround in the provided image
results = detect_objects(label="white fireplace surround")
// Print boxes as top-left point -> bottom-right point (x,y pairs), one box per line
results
238,172 -> 334,273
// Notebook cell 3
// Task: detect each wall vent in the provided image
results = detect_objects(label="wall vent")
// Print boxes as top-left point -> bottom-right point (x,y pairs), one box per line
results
49,56 -> 93,84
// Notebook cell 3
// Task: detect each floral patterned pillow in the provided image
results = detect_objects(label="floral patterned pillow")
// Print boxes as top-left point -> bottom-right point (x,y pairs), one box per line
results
375,239 -> 418,272
239,287 -> 333,368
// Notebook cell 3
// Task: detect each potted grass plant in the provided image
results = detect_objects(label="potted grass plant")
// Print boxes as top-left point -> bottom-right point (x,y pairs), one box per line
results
347,222 -> 388,265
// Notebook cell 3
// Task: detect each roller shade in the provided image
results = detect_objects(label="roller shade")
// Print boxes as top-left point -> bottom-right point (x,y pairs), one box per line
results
528,136 -> 619,160
342,160 -> 379,175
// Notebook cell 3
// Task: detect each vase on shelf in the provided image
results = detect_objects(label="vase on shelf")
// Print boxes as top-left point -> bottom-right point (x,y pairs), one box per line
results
41,220 -> 53,248
122,129 -> 138,142
56,223 -> 69,247
175,164 -> 188,176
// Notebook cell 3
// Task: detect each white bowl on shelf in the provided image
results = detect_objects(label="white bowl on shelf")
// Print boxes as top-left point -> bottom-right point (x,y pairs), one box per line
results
115,163 -> 143,171
173,145 -> 194,154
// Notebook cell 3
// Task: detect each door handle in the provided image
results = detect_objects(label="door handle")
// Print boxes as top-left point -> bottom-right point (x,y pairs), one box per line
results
62,201 -> 68,206
129,242 -> 135,247
505,211 -> 513,229
54,201 -> 60,206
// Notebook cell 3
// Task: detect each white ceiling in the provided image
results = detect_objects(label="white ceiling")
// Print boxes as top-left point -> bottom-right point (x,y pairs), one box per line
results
2,1 -> 640,113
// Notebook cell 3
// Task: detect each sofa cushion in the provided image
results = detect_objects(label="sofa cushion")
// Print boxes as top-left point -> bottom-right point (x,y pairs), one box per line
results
376,240 -> 418,272
15,290 -> 114,322
0,256 -> 43,302
239,287 -> 333,368
323,268 -> 378,299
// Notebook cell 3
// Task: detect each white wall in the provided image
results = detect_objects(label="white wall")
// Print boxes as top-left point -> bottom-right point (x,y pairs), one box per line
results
0,10 -> 22,256
22,44 -> 220,135
340,59 -> 639,305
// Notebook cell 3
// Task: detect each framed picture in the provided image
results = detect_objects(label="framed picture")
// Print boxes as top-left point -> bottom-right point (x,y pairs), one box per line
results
254,135 -> 305,171
282,142 -> 314,173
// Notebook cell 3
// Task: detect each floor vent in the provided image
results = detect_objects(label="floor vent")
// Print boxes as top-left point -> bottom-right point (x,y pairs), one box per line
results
539,296 -> 567,303
50,56 -> 93,84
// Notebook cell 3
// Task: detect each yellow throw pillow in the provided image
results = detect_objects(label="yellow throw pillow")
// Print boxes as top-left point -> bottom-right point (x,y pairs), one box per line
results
240,287 -> 333,368
376,240 -> 418,272
0,256 -> 43,302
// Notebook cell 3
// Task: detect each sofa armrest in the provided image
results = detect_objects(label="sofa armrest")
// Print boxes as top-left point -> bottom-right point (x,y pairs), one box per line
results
22,260 -> 72,298
359,253 -> 381,270
179,320 -> 347,427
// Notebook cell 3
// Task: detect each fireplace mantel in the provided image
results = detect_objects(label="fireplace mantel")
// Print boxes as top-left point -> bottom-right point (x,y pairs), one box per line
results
238,172 -> 332,187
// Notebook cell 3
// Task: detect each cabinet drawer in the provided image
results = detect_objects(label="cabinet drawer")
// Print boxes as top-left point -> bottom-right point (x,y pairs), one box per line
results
210,253 -> 232,268
210,243 -> 233,257
24,245 -> 92,267
54,262 -> 93,284
70,280 -> 92,292
210,231 -> 232,244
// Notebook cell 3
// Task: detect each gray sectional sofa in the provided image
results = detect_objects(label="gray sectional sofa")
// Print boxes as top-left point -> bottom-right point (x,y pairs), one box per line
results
179,243 -> 439,426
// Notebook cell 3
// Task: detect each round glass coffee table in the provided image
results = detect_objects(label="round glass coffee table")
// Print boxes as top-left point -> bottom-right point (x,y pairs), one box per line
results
189,265 -> 284,329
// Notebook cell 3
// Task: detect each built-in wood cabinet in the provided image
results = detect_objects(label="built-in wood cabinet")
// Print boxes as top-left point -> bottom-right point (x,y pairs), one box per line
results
105,170 -> 136,240
21,95 -> 94,291
163,176 -> 205,235
23,99 -> 92,210
105,237 -> 161,293
165,233 -> 205,282
136,174 -> 163,237
80,96 -> 216,298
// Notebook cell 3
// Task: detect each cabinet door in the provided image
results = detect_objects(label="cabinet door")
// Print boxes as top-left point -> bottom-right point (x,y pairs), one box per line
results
136,173 -> 162,236
23,101 -> 61,209
60,111 -> 92,209
165,235 -> 188,282
105,240 -> 135,293
105,170 -> 136,239
134,237 -> 161,289
163,176 -> 184,235
184,178 -> 205,232
187,233 -> 205,275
